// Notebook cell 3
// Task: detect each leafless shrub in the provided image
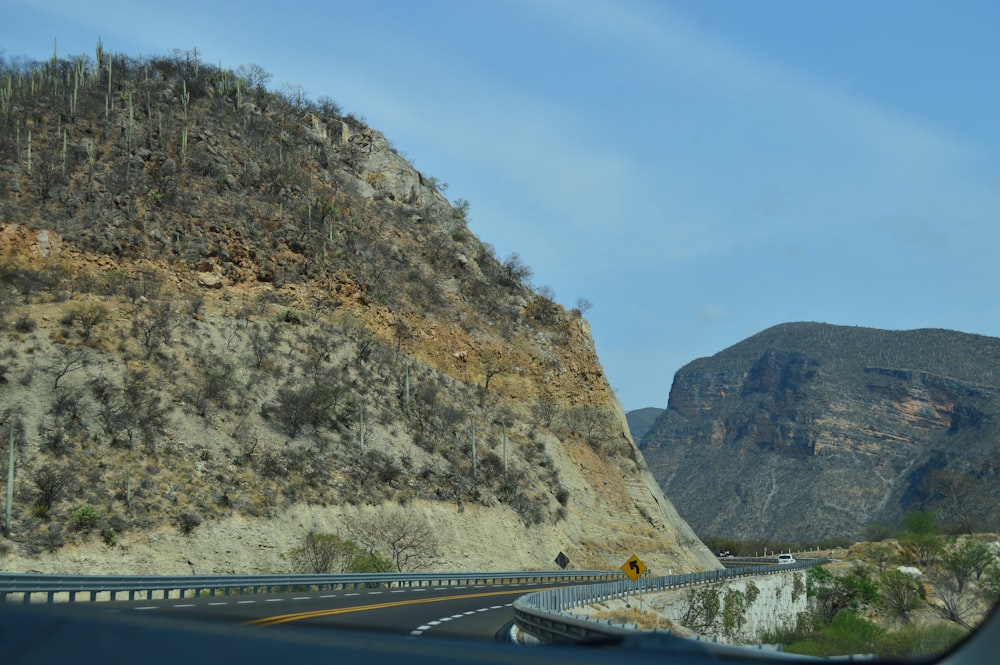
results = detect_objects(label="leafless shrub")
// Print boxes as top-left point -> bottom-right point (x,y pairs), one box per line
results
48,344 -> 91,389
177,511 -> 202,535
264,377 -> 351,438
131,301 -> 178,359
92,370 -> 170,449
343,506 -> 442,572
30,464 -> 74,518
531,392 -> 561,428
188,351 -> 235,417
62,302 -> 109,345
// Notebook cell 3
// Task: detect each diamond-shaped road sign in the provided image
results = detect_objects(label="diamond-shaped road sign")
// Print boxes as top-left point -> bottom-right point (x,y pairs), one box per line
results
621,554 -> 647,581
554,551 -> 570,569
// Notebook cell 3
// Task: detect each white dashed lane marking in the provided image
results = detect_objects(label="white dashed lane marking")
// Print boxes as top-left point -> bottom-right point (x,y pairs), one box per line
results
409,603 -> 513,637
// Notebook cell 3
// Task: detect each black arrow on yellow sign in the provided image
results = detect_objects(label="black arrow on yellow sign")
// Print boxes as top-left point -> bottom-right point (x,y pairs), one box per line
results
621,554 -> 647,581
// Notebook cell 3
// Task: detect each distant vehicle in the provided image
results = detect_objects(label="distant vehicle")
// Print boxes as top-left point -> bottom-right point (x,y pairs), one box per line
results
716,550 -> 732,558
777,553 -> 796,564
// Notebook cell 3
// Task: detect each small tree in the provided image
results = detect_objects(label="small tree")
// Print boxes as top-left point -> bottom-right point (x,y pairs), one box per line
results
899,512 -> 943,566
928,566 -> 976,627
808,566 -> 880,624
939,539 -> 996,594
878,569 -> 925,620
479,350 -> 509,391
65,302 -> 108,345
48,344 -> 91,389
681,585 -> 722,633
344,507 -> 442,573
531,391 -> 561,428
499,252 -> 532,287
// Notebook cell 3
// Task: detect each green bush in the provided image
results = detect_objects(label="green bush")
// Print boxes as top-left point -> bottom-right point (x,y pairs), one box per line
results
876,621 -> 967,659
71,504 -> 100,531
785,610 -> 885,657
286,532 -> 391,573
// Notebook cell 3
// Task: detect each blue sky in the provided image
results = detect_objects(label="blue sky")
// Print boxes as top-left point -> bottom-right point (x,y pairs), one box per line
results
5,1 -> 1000,411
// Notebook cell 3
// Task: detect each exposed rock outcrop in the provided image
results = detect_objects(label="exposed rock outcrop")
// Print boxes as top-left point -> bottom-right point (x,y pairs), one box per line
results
640,322 -> 1000,541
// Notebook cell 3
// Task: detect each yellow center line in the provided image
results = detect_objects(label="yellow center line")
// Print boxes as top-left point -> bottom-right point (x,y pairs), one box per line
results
245,586 -> 561,627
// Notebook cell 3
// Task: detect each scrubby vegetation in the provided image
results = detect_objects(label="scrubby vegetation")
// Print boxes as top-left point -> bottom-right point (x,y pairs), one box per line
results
763,520 -> 998,657
700,514 -> 998,658
0,45 -> 638,561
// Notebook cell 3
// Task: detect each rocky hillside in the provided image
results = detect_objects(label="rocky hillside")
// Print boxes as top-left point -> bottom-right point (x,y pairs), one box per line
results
640,322 -> 1000,542
0,47 -> 718,574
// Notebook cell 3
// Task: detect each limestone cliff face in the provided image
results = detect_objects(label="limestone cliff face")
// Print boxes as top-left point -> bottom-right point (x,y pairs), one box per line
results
640,323 -> 1000,541
0,48 -> 719,574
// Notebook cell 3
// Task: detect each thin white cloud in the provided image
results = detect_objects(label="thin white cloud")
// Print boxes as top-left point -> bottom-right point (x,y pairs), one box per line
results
527,0 -> 974,162
691,304 -> 731,322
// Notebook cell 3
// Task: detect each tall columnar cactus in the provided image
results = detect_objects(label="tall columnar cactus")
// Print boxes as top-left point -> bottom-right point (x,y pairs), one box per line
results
69,65 -> 79,121
358,404 -> 366,451
4,421 -> 13,532
0,73 -> 11,116
470,419 -> 478,483
105,55 -> 112,120
500,424 -> 508,485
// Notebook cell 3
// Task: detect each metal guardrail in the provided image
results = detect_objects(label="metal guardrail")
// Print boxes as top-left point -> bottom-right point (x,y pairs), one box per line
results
0,569 -> 617,604
513,558 -> 826,643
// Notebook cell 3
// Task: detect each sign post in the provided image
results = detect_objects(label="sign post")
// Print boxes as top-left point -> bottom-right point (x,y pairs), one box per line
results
554,551 -> 570,570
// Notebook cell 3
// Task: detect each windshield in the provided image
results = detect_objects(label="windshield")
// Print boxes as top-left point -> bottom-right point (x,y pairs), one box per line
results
2,1 -> 998,663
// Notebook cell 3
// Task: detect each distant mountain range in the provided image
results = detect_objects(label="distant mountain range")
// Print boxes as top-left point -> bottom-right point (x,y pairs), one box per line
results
634,322 -> 1000,541
626,407 -> 663,443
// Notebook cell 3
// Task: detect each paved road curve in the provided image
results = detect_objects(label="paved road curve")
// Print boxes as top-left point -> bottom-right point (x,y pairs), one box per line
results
87,580 -> 570,640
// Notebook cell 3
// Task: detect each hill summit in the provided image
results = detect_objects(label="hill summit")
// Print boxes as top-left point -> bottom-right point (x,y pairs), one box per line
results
0,46 -> 717,574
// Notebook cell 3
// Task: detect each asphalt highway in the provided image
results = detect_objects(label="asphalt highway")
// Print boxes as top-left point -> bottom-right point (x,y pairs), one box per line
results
83,580 -> 569,641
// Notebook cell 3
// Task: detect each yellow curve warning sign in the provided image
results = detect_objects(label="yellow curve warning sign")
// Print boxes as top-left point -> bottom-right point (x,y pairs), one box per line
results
621,554 -> 647,581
